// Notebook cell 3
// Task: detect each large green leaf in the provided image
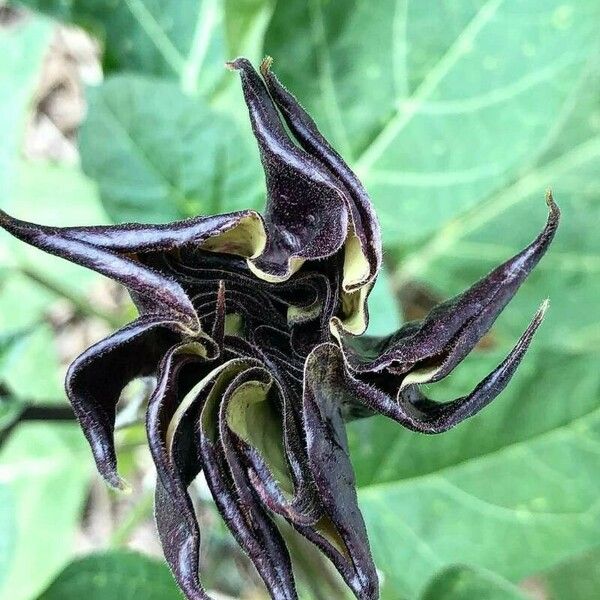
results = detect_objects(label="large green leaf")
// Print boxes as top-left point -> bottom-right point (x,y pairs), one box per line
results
350,347 -> 600,599
38,551 -> 181,600
0,486 -> 16,589
265,0 -> 599,596
2,161 -> 109,293
420,565 -> 527,600
16,0 -> 273,93
265,0 -> 600,244
0,424 -> 92,600
79,74 -> 263,223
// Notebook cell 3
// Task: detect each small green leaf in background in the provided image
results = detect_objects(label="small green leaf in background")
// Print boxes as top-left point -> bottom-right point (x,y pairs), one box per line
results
38,551 -> 182,600
79,74 -> 263,223
420,565 -> 527,600
16,0 -> 274,96
0,486 -> 16,589
0,322 -> 64,402
0,424 -> 92,600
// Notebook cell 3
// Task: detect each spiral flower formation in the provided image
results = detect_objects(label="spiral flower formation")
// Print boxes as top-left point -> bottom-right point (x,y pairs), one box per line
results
0,58 -> 559,600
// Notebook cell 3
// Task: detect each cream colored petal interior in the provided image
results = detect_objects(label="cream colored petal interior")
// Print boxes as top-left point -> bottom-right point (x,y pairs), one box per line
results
201,212 -> 266,258
198,360 -> 252,442
399,364 -> 443,390
330,283 -> 371,336
342,229 -> 370,291
163,342 -> 221,453
287,299 -> 322,326
246,255 -> 305,283
225,378 -> 294,497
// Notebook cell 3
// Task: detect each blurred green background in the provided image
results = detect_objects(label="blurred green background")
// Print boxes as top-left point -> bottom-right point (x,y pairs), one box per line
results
1,1 -> 599,599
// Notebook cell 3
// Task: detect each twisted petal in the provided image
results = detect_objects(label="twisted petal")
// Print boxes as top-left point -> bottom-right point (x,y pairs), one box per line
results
149,341 -> 219,600
229,58 -> 350,282
313,299 -> 547,433
260,57 -> 382,293
66,315 -> 181,489
301,351 -> 379,599
197,359 -> 298,599
220,361 -> 320,526
339,194 -> 559,384
0,209 -> 265,327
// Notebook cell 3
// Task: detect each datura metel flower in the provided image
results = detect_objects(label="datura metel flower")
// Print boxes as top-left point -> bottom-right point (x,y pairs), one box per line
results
0,58 -> 560,600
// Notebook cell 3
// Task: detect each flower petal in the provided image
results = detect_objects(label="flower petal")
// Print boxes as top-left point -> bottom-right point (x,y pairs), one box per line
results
339,194 -> 559,379
301,349 -> 379,600
66,315 -> 181,489
318,300 -> 547,432
197,359 -> 298,599
155,481 -> 211,600
0,209 -> 265,327
260,57 -> 382,292
149,342 -> 220,600
147,341 -> 217,507
229,58 -> 350,281
221,364 -> 320,526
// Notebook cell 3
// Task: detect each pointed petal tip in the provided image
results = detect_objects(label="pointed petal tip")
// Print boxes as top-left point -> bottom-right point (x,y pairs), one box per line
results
0,209 -> 22,233
528,298 -> 549,337
260,55 -> 274,76
545,189 -> 560,222
226,57 -> 252,72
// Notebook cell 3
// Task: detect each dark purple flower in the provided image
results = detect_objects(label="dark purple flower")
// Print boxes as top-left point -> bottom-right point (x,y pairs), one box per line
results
0,58 -> 559,600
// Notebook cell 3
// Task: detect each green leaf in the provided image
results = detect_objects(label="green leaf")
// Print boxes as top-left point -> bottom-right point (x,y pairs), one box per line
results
0,486 -> 16,588
79,74 -> 263,223
0,424 -> 92,600
349,346 -> 600,598
393,42 -> 600,353
420,565 -> 527,600
225,0 -> 275,63
0,15 -> 51,201
366,265 -> 402,337
0,323 -> 64,402
17,0 -> 273,93
265,0 -> 600,244
0,323 -> 64,401
38,551 -> 182,600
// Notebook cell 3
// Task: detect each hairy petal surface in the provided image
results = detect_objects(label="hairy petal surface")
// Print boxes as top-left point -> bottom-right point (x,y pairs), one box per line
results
339,195 -> 559,384
302,350 -> 379,599
260,57 -> 382,292
229,58 -> 350,282
66,315 -> 181,489
313,299 -> 547,433
198,360 -> 298,599
0,209 -> 265,326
